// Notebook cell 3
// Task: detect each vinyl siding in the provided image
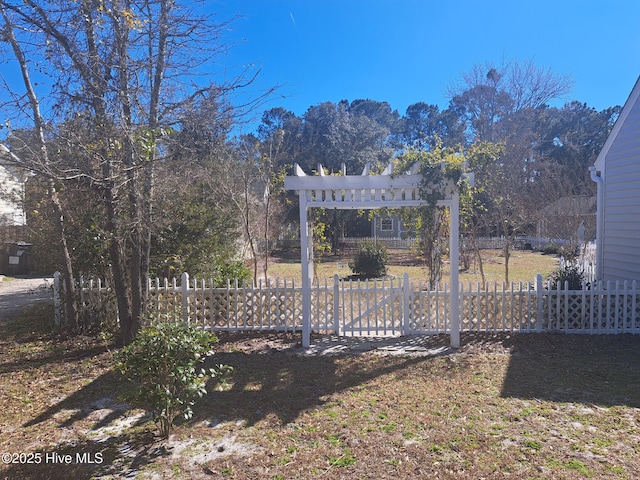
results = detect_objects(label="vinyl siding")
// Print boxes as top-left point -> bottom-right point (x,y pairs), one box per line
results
0,165 -> 26,226
601,93 -> 640,281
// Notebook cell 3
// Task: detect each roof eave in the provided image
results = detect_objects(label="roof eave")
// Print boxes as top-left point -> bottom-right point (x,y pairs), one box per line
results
594,75 -> 640,172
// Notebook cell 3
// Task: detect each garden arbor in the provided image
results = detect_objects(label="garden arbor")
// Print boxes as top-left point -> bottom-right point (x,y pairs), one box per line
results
284,162 -> 470,349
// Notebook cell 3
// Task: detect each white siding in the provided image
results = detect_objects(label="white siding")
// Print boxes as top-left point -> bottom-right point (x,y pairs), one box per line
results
0,164 -> 26,226
601,93 -> 640,281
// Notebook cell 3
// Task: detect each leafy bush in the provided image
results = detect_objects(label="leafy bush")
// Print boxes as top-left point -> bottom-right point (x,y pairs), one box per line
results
549,264 -> 588,290
209,259 -> 252,287
349,241 -> 389,279
116,321 -> 231,437
542,244 -> 560,256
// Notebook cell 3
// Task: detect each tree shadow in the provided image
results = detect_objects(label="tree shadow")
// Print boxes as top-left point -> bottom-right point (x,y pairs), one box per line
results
196,336 -> 438,427
16,365 -> 181,479
2,425 -> 167,480
0,343 -> 110,375
500,333 -> 640,407
15,368 -> 170,480
23,370 -> 139,428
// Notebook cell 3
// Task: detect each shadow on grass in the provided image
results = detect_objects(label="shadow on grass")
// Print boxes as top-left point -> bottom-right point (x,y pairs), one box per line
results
500,333 -> 640,408
0,342 -> 111,375
2,426 -> 166,480
196,338 -> 429,427
15,369 -> 169,479
23,370 -> 135,428
14,328 -> 640,478
15,331 -> 435,477
197,331 -> 640,429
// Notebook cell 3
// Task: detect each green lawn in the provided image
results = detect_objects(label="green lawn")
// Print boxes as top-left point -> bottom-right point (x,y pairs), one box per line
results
267,248 -> 559,286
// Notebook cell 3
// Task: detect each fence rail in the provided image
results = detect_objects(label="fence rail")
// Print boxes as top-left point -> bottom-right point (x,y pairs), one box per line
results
53,272 -> 640,336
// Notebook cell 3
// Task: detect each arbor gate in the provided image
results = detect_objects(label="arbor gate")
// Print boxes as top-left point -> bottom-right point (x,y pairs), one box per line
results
284,162 -> 471,348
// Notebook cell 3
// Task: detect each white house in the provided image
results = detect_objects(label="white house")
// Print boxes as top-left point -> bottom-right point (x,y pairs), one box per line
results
591,76 -> 640,282
0,144 -> 27,227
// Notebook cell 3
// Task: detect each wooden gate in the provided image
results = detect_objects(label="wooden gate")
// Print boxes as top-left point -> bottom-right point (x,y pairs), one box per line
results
336,275 -> 409,336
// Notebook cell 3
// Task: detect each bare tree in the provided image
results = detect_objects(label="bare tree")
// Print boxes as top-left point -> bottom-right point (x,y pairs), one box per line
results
447,58 -> 573,140
447,59 -> 573,282
0,1 -> 267,343
0,8 -> 79,329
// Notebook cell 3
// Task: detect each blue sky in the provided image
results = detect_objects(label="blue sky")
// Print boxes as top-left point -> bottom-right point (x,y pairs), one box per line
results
210,0 -> 640,131
1,1 -> 638,134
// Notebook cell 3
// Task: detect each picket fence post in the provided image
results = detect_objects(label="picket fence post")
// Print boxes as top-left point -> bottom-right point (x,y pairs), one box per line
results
535,274 -> 543,332
181,272 -> 190,324
333,274 -> 340,334
403,273 -> 410,335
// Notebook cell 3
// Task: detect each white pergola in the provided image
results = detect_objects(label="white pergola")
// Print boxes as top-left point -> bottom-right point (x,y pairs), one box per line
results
284,162 -> 471,349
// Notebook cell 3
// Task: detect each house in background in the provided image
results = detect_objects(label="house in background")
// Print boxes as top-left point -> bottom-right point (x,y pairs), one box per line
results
0,144 -> 27,230
0,144 -> 33,275
591,75 -> 640,282
371,213 -> 408,239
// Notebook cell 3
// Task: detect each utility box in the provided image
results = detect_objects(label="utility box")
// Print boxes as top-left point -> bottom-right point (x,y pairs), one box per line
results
1,242 -> 33,275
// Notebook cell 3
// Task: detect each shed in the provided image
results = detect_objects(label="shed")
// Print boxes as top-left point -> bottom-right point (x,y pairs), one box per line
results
591,76 -> 640,281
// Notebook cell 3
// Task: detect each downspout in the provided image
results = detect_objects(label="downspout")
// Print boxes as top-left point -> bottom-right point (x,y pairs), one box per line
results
589,166 -> 604,281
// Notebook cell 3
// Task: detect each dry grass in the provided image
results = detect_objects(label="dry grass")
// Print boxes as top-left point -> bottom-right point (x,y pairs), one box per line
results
1,302 -> 640,479
267,248 -> 559,285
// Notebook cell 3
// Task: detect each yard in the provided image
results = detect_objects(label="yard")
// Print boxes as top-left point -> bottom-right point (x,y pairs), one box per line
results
267,248 -> 560,285
1,301 -> 639,479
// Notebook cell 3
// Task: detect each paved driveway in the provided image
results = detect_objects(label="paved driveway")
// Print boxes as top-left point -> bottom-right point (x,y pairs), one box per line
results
0,276 -> 53,324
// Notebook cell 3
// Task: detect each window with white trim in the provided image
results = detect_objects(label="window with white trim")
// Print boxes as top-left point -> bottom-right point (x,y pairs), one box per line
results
380,217 -> 393,231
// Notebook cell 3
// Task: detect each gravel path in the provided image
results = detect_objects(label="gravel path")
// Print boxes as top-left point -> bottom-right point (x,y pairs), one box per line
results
0,275 -> 54,324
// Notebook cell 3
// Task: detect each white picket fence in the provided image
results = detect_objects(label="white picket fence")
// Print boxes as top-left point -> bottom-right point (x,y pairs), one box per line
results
53,272 -> 640,336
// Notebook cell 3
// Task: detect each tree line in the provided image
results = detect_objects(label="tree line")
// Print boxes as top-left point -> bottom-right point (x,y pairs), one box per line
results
0,1 -> 619,344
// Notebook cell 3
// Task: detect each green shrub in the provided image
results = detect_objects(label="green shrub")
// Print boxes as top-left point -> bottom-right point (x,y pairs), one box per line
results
115,321 -> 231,437
209,260 -> 252,287
549,264 -> 588,290
542,244 -> 560,256
349,241 -> 389,279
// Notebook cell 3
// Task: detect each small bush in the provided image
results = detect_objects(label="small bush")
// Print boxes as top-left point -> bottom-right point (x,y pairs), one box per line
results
210,260 -> 252,287
549,264 -> 588,290
349,241 -> 389,279
116,321 -> 231,437
542,244 -> 560,256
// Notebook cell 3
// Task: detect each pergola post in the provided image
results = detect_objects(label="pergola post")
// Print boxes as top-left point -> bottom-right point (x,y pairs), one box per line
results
299,191 -> 313,348
449,192 -> 460,348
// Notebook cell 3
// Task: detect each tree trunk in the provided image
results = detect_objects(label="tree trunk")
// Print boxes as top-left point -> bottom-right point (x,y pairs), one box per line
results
470,232 -> 486,285
104,191 -> 136,345
503,237 -> 511,285
49,181 -> 80,330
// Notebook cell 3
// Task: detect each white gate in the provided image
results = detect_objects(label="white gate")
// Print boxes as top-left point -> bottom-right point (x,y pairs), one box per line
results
337,276 -> 409,336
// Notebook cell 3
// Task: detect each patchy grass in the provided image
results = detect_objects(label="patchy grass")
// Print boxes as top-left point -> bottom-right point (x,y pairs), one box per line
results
1,305 -> 639,479
268,248 -> 559,285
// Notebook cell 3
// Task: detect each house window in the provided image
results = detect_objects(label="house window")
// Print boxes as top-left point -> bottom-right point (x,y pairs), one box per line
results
380,218 -> 393,231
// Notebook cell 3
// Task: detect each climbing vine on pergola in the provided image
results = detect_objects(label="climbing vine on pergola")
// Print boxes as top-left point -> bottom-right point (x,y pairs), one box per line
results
284,162 -> 472,348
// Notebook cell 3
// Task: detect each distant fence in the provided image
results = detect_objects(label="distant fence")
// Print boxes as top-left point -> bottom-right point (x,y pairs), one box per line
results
53,272 -> 640,336
338,237 -> 419,250
559,257 -> 598,285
